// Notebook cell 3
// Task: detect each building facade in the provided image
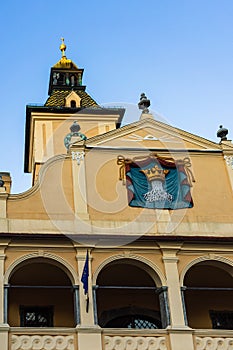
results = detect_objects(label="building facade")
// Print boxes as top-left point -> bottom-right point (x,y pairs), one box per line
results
0,40 -> 233,350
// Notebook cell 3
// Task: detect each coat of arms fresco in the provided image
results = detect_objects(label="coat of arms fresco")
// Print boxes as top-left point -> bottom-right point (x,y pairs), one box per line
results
117,154 -> 195,209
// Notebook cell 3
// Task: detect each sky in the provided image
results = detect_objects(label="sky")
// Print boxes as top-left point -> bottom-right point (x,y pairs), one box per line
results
1,0 -> 233,193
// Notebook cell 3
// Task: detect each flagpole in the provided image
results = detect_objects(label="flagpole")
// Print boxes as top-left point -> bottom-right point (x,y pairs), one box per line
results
81,250 -> 89,313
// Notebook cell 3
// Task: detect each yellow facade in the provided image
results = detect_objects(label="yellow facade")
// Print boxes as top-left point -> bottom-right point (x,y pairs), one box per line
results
0,41 -> 233,350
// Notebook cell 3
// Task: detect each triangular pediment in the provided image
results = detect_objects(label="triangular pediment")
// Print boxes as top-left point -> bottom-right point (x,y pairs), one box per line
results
73,117 -> 221,151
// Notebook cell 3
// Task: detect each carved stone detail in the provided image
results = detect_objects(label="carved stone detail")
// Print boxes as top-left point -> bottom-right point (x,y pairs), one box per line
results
196,336 -> 233,350
11,334 -> 74,350
224,155 -> 233,169
104,336 -> 167,350
71,151 -> 85,165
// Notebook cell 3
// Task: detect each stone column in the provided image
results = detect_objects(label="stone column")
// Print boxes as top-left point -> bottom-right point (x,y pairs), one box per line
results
180,286 -> 188,326
73,285 -> 80,325
160,244 -> 194,350
0,243 -> 9,350
92,285 -> 98,325
158,286 -> 170,328
0,252 -> 6,324
3,284 -> 9,324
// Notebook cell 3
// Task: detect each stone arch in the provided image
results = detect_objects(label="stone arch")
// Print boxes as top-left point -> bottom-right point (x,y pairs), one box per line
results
180,255 -> 233,286
4,252 -> 79,285
94,254 -> 168,329
93,253 -> 166,287
180,255 -> 233,329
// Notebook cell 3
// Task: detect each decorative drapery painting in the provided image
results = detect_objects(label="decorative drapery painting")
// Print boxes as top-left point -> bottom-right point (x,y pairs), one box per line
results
117,154 -> 195,209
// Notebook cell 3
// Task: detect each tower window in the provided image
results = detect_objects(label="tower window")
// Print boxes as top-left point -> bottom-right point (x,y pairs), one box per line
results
70,100 -> 76,108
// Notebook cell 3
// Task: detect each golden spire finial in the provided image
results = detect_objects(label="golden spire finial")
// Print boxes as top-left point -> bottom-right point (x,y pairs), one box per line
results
60,37 -> 67,58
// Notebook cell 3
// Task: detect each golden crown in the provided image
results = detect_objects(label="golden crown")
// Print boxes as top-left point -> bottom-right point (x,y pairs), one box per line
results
140,165 -> 169,182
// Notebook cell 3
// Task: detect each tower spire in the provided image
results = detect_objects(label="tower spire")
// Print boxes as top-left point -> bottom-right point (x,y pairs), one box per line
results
60,37 -> 67,58
47,39 -> 87,96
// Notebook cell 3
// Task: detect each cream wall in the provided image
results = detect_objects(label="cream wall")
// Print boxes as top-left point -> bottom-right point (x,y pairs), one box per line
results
0,237 -> 232,350
5,147 -> 233,233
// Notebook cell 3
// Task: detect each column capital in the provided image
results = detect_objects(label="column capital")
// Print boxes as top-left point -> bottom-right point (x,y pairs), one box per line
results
162,256 -> 179,263
158,243 -> 182,254
75,249 -> 93,262
0,241 -> 10,255
0,193 -> 8,199
157,286 -> 169,297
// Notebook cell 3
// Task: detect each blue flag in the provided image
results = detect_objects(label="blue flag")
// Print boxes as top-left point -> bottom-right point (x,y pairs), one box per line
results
81,251 -> 89,295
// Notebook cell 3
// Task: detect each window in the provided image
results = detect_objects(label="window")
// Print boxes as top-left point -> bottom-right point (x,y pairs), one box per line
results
20,306 -> 53,327
105,315 -> 161,329
210,310 -> 233,330
70,100 -> 76,108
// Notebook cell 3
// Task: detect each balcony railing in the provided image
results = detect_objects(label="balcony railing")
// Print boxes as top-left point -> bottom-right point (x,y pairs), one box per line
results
103,329 -> 169,350
194,330 -> 233,350
8,327 -> 233,350
9,328 -> 76,350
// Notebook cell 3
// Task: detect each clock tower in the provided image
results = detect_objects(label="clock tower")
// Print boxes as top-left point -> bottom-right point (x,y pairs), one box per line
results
24,39 -> 125,184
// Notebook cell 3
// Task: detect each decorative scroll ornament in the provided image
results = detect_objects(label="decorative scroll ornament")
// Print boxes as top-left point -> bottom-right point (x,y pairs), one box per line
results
105,336 -> 167,350
11,334 -> 74,350
71,151 -> 85,165
117,154 -> 195,210
224,155 -> 233,169
195,336 -> 233,350
64,121 -> 87,150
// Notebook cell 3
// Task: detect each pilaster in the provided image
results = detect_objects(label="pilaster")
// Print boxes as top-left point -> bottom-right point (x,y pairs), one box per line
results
159,244 -> 184,327
0,254 -> 6,324
0,241 -> 10,350
71,148 -> 89,220
0,324 -> 9,350
0,188 -> 8,219
224,155 -> 233,192
159,243 -> 194,350
0,241 -> 9,324
77,328 -> 102,350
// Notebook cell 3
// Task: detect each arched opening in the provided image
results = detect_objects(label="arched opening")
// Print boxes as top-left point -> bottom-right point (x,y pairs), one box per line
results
8,258 -> 75,327
70,100 -> 76,108
183,260 -> 233,329
95,259 -> 168,328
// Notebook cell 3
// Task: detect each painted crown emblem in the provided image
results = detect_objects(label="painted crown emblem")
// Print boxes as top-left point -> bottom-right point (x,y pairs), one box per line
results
140,165 -> 169,182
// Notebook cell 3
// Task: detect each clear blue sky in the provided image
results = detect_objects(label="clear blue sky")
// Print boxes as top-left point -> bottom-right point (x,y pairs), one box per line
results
1,0 -> 233,193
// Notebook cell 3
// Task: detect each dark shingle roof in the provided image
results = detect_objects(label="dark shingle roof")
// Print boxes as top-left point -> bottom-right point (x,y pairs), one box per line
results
44,89 -> 98,107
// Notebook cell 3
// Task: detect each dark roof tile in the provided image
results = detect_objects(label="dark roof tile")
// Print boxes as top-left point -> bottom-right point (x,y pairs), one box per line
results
44,89 -> 98,107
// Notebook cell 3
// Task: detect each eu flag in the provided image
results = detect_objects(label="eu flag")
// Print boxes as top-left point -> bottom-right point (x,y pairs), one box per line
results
81,251 -> 89,295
